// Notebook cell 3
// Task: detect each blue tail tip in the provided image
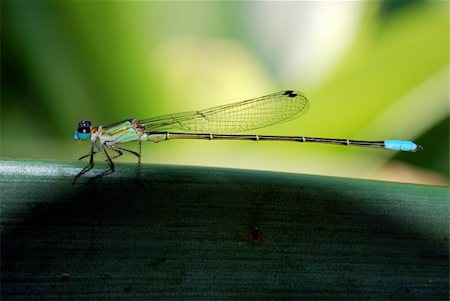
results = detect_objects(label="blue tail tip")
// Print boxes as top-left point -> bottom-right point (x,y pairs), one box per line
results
384,140 -> 422,152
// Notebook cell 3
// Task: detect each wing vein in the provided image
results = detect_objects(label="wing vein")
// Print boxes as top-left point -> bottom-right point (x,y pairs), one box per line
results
141,90 -> 309,133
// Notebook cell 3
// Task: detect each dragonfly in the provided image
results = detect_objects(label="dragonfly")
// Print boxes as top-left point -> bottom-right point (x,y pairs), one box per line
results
72,90 -> 422,183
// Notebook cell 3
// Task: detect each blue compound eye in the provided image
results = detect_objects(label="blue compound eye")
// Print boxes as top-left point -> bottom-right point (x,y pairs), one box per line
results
74,120 -> 92,140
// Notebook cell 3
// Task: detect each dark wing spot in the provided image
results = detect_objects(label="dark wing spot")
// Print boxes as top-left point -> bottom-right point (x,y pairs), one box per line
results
283,90 -> 297,97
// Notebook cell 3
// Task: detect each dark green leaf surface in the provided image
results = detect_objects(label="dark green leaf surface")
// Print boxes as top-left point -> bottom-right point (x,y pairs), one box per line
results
1,160 -> 448,300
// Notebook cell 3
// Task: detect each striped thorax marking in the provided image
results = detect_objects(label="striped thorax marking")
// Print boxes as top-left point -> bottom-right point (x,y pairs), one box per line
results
109,126 -> 129,136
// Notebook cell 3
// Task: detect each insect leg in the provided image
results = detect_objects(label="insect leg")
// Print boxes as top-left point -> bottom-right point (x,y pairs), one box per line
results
109,148 -> 124,160
109,143 -> 142,182
78,151 -> 99,161
108,144 -> 141,159
88,143 -> 115,182
73,141 -> 96,184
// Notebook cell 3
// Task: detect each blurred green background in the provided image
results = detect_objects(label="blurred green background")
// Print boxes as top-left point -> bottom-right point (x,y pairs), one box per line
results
1,0 -> 448,185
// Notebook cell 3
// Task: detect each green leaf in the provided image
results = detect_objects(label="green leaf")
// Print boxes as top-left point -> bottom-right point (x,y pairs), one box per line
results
1,160 -> 448,300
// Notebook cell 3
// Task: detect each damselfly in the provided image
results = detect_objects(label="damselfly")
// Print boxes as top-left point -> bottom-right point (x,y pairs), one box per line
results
73,90 -> 422,183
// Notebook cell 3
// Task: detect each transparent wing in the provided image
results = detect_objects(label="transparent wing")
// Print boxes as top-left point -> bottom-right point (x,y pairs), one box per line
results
141,90 -> 309,133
